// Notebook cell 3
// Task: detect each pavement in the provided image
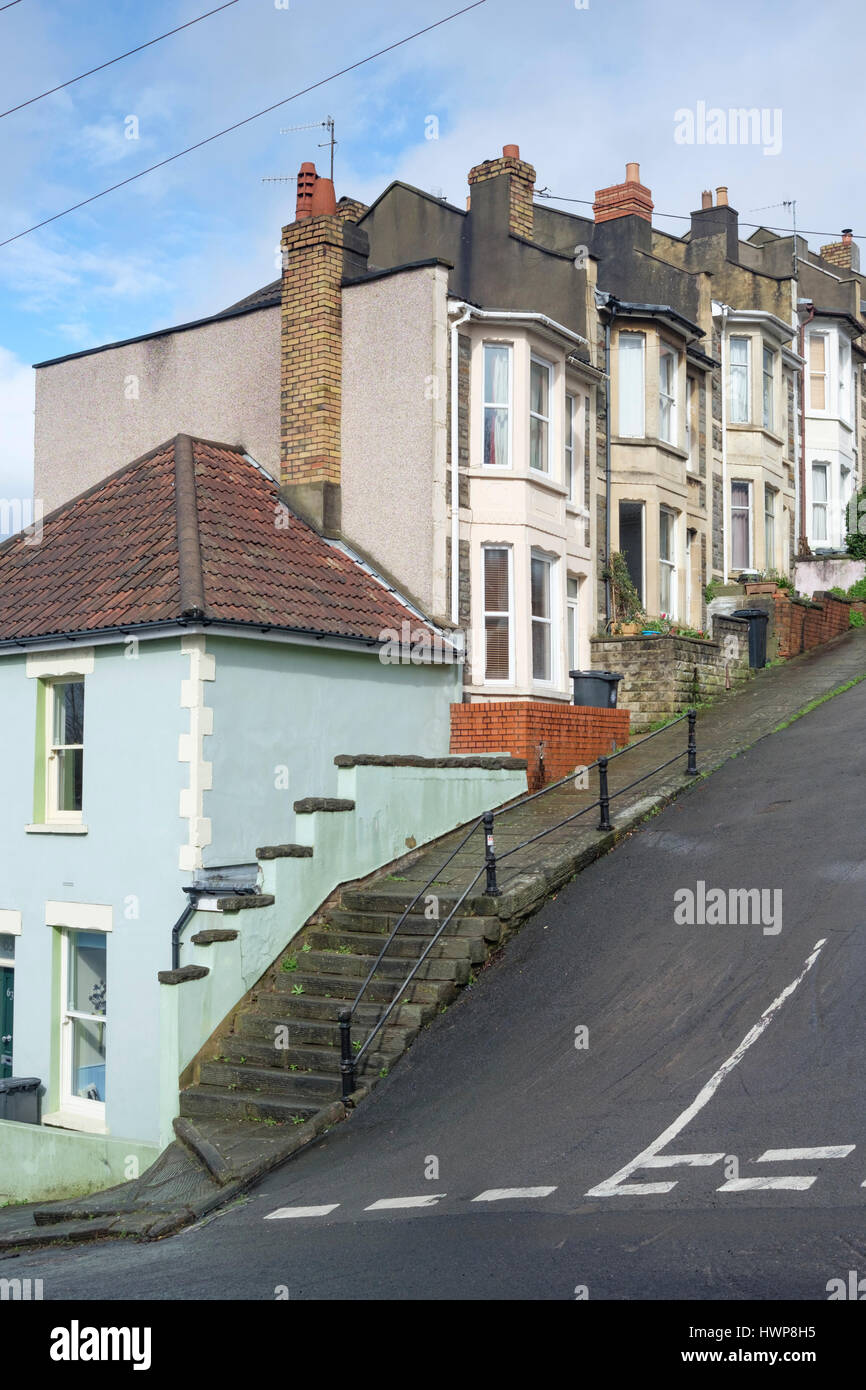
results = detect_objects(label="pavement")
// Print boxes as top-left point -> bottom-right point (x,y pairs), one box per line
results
2,626 -> 866,1278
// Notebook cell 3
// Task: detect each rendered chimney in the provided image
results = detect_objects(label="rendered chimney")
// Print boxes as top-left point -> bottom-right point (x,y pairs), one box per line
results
280,161 -> 369,534
701,189 -> 713,209
592,162 -> 654,224
467,143 -> 536,239
820,228 -> 859,271
716,186 -> 729,207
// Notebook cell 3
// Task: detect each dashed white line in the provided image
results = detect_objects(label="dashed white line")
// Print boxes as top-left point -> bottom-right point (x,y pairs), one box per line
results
472,1187 -> 557,1201
756,1146 -> 855,1162
642,1153 -> 726,1167
364,1194 -> 447,1210
717,1176 -> 817,1192
586,937 -> 828,1198
265,1204 -> 340,1219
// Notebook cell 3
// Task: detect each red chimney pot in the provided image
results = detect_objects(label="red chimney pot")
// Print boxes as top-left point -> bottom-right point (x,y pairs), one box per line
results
502,143 -> 520,159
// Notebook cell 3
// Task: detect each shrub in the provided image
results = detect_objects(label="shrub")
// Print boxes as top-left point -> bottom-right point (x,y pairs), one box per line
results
845,487 -> 866,559
850,610 -> 865,628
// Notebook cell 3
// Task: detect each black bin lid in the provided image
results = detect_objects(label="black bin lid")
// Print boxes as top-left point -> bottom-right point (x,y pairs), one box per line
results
569,670 -> 624,680
732,609 -> 769,622
0,1077 -> 41,1094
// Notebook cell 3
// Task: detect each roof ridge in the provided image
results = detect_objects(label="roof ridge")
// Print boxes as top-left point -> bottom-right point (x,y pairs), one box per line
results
174,434 -> 206,619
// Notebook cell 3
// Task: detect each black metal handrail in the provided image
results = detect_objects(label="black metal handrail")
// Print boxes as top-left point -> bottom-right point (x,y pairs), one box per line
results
338,708 -> 698,1098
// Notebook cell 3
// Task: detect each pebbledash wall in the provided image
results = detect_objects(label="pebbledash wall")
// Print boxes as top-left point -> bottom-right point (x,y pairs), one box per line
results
451,702 -> 630,790
591,615 -> 753,730
0,627 -> 528,1199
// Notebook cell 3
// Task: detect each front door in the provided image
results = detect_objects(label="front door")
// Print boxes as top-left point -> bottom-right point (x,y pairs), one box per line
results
0,963 -> 13,1079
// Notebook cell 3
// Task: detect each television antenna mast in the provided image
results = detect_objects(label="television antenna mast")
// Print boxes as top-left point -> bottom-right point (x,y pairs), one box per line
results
262,116 -> 336,185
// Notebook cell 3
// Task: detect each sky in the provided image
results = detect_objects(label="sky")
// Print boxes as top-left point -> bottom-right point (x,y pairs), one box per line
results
1,0 -> 864,534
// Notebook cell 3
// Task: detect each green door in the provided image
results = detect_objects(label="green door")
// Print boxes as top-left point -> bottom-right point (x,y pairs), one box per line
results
0,966 -> 13,1079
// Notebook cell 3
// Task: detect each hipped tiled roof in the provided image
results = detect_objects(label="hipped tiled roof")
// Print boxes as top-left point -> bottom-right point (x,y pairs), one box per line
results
0,436 -> 443,649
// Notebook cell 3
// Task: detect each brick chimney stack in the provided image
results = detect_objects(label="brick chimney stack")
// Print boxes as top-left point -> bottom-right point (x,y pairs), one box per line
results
467,143 -> 536,239
279,161 -> 369,534
701,189 -> 713,209
820,228 -> 860,272
592,162 -> 654,224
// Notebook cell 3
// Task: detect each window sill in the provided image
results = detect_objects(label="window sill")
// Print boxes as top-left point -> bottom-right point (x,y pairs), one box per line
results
43,1108 -> 108,1136
26,823 -> 89,835
612,436 -> 688,460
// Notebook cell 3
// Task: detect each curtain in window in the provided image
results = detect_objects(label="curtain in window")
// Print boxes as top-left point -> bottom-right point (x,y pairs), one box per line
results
731,481 -> 750,569
483,346 -> 510,466
730,338 -> 749,423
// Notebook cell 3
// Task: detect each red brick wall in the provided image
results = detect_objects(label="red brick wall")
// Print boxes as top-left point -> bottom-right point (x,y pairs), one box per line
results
450,701 -> 630,790
773,594 -> 866,658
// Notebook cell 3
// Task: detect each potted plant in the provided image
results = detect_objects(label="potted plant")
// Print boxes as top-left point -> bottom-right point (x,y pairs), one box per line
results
603,552 -> 644,634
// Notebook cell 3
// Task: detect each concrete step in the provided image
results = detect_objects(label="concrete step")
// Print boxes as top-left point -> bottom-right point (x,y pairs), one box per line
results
299,950 -> 470,984
199,1060 -> 340,1102
306,928 -> 481,963
250,990 -> 435,1027
220,1035 -> 400,1074
327,909 -> 488,938
178,1085 -> 321,1125
236,1011 -> 417,1052
262,971 -> 452,1006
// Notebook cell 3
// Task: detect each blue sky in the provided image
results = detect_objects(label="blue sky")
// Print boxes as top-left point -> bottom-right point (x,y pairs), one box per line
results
1,0 -> 864,527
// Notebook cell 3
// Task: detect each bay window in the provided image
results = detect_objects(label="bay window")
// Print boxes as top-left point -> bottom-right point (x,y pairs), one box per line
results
530,356 -> 552,473
483,546 -> 512,681
659,508 -> 677,618
731,480 -> 752,570
565,393 -> 576,501
483,344 -> 511,467
809,334 -> 827,411
567,575 -> 580,673
811,463 -> 829,542
764,486 -> 776,569
618,332 -> 645,437
659,346 -> 677,445
530,552 -> 554,683
762,346 -> 775,430
730,337 -> 750,423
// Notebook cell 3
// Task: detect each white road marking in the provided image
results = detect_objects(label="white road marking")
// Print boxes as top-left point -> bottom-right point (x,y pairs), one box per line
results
364,1194 -> 446,1210
265,1204 -> 340,1219
586,938 -> 828,1197
717,1176 -> 817,1192
755,1146 -> 855,1162
642,1153 -> 726,1167
472,1187 -> 557,1202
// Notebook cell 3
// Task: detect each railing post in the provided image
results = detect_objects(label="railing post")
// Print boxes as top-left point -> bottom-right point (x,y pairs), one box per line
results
483,811 -> 501,897
338,1008 -> 356,1100
597,756 -> 613,831
687,708 -> 698,775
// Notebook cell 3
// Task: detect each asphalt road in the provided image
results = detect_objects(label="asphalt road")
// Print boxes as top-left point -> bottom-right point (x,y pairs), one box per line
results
9,680 -> 866,1302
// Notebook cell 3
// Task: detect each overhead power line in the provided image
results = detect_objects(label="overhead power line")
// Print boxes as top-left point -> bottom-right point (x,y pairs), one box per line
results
536,190 -> 864,244
0,0 -> 486,250
0,0 -> 240,120
0,1 -> 23,12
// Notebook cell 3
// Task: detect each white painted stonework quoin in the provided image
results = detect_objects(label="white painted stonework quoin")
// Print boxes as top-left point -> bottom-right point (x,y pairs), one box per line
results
178,635 -> 214,871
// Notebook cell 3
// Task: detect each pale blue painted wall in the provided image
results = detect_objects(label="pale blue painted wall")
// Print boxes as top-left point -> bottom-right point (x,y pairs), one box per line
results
203,636 -> 462,865
0,639 -> 189,1146
0,631 -> 463,1151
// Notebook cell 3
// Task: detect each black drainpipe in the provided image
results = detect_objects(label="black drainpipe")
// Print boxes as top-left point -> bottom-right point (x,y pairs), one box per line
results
603,299 -> 618,625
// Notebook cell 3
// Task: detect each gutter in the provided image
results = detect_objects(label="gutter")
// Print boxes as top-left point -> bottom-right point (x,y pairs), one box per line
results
798,301 -> 816,552
712,301 -> 731,584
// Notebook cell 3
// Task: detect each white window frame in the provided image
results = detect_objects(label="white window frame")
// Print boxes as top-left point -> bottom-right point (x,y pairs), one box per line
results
566,575 -> 580,674
659,507 -> 677,620
809,333 -> 829,414
59,927 -> 107,1126
530,551 -> 556,686
658,344 -> 678,446
811,462 -> 830,543
762,345 -> 775,431
482,342 -> 513,469
529,355 -> 553,475
482,544 -> 513,684
764,485 -> 776,570
618,331 -> 646,438
729,336 -> 751,424
46,678 -> 84,825
564,392 -> 576,502
731,479 -> 753,571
